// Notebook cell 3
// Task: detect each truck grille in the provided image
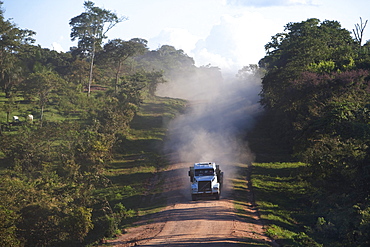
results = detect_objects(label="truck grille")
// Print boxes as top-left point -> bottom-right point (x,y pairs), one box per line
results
198,181 -> 211,192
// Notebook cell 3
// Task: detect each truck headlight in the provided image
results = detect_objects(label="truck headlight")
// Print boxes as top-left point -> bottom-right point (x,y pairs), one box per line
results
191,184 -> 198,191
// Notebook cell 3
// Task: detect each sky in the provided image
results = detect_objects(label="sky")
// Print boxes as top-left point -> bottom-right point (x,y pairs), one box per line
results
3,0 -> 370,74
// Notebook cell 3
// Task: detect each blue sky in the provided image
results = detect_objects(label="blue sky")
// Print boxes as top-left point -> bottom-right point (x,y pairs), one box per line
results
3,0 -> 370,74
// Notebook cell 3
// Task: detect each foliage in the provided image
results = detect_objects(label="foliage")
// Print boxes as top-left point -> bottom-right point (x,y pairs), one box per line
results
135,44 -> 196,81
0,1 -> 192,246
259,18 -> 356,109
0,1 -> 35,97
69,1 -> 126,57
0,205 -> 20,246
0,119 -> 126,246
69,1 -> 127,95
0,169 -> 95,246
98,38 -> 148,92
0,93 -> 186,246
21,70 -> 66,124
64,207 -> 94,242
73,123 -> 116,173
256,17 -> 370,246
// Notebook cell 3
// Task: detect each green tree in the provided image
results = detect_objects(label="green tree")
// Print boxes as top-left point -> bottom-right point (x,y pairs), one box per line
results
136,45 -> 195,76
260,18 -> 356,109
2,94 -> 17,123
73,123 -> 115,173
1,125 -> 56,173
21,70 -> 65,125
66,58 -> 90,91
69,1 -> 126,96
17,45 -> 73,77
145,70 -> 166,96
256,18 -> 370,245
0,1 -> 35,97
236,64 -> 265,85
258,18 -> 357,145
0,53 -> 24,98
120,72 -> 148,105
0,122 -> 102,245
292,70 -> 370,184
99,38 -> 148,92
0,205 -> 20,247
63,207 -> 94,242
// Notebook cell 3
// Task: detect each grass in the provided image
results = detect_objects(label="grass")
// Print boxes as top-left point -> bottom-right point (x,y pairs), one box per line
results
246,114 -> 323,246
232,163 -> 253,217
82,96 -> 186,245
1,91 -> 187,243
96,96 -> 186,227
0,92 -> 83,128
232,162 -> 272,247
250,162 -> 322,246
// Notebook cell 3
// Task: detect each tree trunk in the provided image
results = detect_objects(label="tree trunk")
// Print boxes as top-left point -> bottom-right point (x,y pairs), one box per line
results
88,41 -> 96,96
40,105 -> 44,127
5,89 -> 11,98
115,60 -> 122,93
354,17 -> 368,46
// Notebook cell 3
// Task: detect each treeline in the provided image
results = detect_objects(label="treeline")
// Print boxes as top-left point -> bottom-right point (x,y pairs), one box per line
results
0,2 -> 216,246
259,18 -> 370,245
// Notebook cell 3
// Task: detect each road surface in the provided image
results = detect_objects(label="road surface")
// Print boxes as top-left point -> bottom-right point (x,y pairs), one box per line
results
107,162 -> 272,246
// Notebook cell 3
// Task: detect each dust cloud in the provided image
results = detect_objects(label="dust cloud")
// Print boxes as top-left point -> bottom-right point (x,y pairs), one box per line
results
157,65 -> 262,199
158,67 -> 262,166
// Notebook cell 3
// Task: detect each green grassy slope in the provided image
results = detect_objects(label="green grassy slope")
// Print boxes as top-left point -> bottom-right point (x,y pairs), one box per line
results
96,97 -> 186,231
247,116 -> 322,246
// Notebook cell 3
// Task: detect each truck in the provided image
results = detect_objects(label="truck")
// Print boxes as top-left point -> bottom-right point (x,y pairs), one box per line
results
188,162 -> 223,200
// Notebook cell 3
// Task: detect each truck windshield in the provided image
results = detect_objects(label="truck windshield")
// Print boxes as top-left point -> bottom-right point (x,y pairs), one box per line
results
195,169 -> 214,176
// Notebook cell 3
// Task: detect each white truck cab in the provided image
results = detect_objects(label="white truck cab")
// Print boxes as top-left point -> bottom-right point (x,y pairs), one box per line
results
188,162 -> 223,200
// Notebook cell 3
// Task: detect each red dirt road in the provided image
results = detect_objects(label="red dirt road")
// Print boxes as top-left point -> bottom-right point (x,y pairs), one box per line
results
107,163 -> 272,246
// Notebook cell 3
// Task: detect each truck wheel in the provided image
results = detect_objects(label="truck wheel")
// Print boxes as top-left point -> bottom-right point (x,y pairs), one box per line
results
192,195 -> 197,201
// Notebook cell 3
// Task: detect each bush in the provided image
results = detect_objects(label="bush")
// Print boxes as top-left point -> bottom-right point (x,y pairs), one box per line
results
0,206 -> 20,247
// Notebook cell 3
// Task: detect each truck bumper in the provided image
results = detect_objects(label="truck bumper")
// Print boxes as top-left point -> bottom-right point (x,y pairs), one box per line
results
191,192 -> 220,200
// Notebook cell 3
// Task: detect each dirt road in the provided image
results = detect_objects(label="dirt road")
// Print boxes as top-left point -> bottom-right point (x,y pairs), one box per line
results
107,161 -> 272,246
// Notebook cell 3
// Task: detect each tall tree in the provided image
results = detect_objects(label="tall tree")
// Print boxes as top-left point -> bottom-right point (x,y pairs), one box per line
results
353,17 -> 368,47
100,38 -> 148,93
0,1 -> 35,97
145,70 -> 166,96
260,19 -> 356,108
136,45 -> 195,73
259,19 -> 356,143
69,1 -> 126,96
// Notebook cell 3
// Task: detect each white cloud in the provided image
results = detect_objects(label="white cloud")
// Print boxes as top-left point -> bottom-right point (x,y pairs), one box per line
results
191,12 -> 279,73
196,47 -> 235,70
149,28 -> 200,52
148,11 -> 280,74
226,0 -> 317,7
146,1 -> 321,75
287,0 -> 317,5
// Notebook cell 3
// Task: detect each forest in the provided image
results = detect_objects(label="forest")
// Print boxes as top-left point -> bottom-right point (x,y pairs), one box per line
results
257,18 -> 370,246
0,1 -> 218,246
0,0 -> 369,246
